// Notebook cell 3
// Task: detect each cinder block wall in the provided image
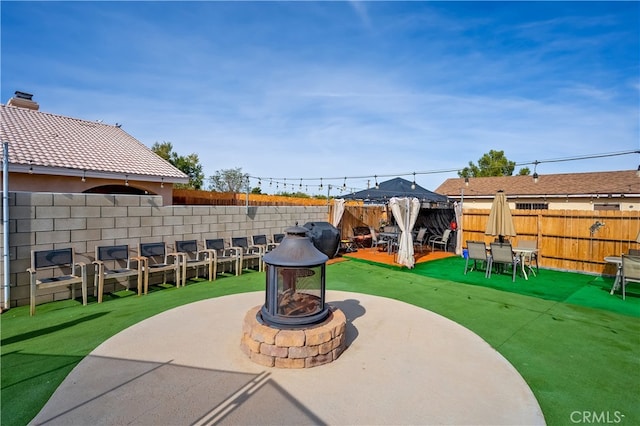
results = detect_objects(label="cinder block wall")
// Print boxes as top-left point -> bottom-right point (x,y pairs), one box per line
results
0,192 -> 328,308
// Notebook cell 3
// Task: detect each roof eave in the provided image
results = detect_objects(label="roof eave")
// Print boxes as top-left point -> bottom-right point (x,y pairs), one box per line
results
8,164 -> 190,184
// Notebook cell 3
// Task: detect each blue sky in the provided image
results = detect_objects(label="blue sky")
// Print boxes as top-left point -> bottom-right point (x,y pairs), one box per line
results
2,1 -> 638,194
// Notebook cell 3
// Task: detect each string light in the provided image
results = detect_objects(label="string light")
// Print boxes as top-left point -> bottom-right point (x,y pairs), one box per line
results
246,150 -> 639,194
125,175 -> 129,186
81,170 -> 86,182
411,172 -> 416,190
160,177 -> 164,188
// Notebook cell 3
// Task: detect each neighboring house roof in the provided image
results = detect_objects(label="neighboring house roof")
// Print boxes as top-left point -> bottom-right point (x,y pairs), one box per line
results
344,177 -> 450,204
436,170 -> 640,198
0,104 -> 188,183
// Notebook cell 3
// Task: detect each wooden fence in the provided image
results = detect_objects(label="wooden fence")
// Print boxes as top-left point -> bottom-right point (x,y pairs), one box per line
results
173,189 -> 340,206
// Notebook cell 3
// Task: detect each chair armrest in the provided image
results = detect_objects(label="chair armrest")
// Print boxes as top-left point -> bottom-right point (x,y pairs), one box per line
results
202,249 -> 218,262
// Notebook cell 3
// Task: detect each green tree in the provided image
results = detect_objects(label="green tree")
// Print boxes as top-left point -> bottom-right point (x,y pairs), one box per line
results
251,187 -> 262,194
151,142 -> 205,189
518,167 -> 531,176
458,150 -> 516,178
208,167 -> 249,192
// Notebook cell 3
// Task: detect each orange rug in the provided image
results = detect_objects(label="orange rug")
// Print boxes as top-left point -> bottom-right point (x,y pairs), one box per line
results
337,247 -> 456,267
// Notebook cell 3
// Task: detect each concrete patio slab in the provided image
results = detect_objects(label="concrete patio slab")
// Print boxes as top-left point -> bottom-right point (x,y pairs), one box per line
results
30,291 -> 545,425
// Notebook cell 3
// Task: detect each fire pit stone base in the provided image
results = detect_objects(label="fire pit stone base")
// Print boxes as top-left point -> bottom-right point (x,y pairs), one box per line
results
241,305 -> 347,368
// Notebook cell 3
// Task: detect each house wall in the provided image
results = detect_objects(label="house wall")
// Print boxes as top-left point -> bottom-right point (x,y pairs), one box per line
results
3,172 -> 173,205
0,191 -> 327,308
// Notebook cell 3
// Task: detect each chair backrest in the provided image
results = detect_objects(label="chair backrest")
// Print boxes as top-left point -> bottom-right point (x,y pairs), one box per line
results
622,255 -> 640,281
442,229 -> 452,242
252,235 -> 268,246
96,245 -> 129,262
466,241 -> 488,261
175,240 -> 199,260
628,248 -> 640,256
139,242 -> 166,259
415,227 -> 428,242
231,237 -> 250,250
518,240 -> 537,250
490,242 -> 514,263
205,238 -> 225,252
273,233 -> 285,244
32,248 -> 74,270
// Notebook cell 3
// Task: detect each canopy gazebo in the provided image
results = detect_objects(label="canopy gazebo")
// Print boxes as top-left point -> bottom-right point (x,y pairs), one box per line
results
343,177 -> 457,253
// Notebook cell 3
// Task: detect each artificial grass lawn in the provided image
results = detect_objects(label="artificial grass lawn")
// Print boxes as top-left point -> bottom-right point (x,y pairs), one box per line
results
2,260 -> 639,425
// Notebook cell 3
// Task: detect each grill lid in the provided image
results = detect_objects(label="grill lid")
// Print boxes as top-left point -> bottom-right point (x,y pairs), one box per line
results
263,225 -> 328,267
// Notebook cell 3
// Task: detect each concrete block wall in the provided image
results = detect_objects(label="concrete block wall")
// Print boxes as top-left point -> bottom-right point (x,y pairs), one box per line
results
0,192 -> 328,308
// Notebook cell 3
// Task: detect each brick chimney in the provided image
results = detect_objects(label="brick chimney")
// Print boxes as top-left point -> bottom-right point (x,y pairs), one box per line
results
7,91 -> 39,110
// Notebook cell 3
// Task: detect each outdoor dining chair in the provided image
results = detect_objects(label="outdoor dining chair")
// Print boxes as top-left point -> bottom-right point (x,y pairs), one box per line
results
174,240 -> 213,285
464,241 -> 491,277
620,254 -> 640,300
231,236 -> 263,273
93,244 -> 145,302
413,227 -> 429,253
204,238 -> 240,278
137,242 -> 181,293
429,229 -> 451,252
487,242 -> 520,282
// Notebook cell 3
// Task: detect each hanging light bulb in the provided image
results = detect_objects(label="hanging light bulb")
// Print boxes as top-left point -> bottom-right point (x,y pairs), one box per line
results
411,172 -> 416,190
299,178 -> 303,190
269,178 -> 272,187
28,160 -> 33,174
160,177 -> 164,188
81,170 -> 86,182
125,175 -> 129,186
258,178 -> 262,187
533,160 -> 539,183
319,178 -> 323,190
374,175 -> 379,189
464,177 -> 469,187
342,177 -> 347,190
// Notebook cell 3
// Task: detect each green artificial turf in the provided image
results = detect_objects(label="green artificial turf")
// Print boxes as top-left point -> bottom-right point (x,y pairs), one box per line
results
2,262 -> 639,426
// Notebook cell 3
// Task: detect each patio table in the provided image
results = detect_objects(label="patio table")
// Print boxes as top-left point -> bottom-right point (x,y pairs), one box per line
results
513,247 -> 538,280
604,256 -> 623,295
379,232 -> 399,255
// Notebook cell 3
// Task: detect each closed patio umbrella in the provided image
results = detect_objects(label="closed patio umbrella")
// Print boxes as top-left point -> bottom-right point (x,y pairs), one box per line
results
485,190 -> 516,243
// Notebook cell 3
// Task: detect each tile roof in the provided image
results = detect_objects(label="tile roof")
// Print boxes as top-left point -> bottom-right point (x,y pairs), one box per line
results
0,104 -> 188,182
435,170 -> 640,197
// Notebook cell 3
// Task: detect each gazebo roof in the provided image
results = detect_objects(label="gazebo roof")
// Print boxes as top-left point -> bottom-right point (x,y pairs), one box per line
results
343,177 -> 450,205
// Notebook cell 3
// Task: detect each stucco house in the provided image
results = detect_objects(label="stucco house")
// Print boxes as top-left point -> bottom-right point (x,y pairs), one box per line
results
0,91 -> 188,205
436,170 -> 640,211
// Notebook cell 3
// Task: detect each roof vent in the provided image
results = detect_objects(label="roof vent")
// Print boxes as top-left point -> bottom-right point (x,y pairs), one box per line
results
7,91 -> 39,111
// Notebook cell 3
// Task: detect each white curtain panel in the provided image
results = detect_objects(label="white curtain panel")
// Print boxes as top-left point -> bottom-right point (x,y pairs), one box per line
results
389,197 -> 421,269
454,201 -> 463,256
332,198 -> 345,227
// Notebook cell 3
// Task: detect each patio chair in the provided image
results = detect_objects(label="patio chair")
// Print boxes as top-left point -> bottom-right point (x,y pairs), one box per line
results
93,244 -> 145,302
352,226 -> 372,248
370,227 -> 389,251
252,234 -> 278,253
232,236 -> 264,273
174,240 -> 213,285
464,241 -> 491,277
429,229 -> 452,252
138,242 -> 181,293
620,254 -> 640,300
413,227 -> 429,253
487,242 -> 520,282
28,247 -> 88,316
204,238 -> 240,278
